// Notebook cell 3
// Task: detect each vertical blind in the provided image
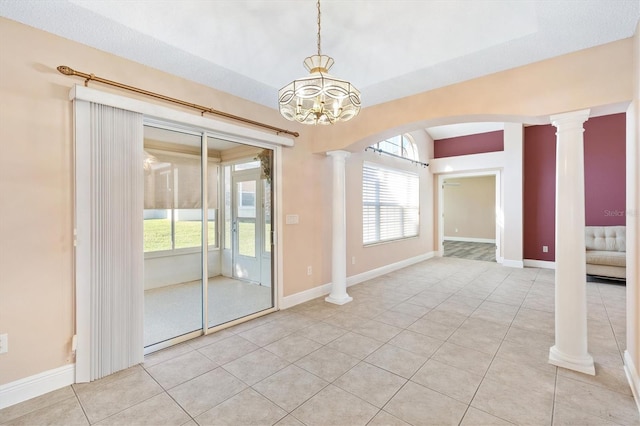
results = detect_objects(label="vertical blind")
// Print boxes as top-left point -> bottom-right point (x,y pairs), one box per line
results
363,162 -> 419,244
80,103 -> 144,381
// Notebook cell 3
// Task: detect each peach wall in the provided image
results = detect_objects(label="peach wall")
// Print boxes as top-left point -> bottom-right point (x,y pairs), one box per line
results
310,38 -> 633,154
280,142 -> 333,296
1,20 -> 76,384
443,176 -> 496,241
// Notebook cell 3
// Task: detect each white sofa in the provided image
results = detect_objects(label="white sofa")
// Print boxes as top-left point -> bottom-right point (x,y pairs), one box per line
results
585,226 -> 626,280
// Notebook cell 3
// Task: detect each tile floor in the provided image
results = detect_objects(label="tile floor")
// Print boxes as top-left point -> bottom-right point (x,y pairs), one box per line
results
1,257 -> 638,425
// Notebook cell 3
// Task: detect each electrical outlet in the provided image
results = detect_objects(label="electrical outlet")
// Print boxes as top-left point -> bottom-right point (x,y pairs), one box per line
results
543,245 -> 549,253
0,333 -> 8,354
307,266 -> 312,275
352,256 -> 356,265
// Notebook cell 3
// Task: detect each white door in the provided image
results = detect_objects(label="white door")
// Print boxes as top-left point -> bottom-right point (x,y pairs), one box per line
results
232,172 -> 262,282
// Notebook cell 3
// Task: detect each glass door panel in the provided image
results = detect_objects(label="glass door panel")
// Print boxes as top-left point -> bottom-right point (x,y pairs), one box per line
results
234,177 -> 259,278
208,155 -> 273,328
143,126 -> 203,347
238,220 -> 256,257
262,179 -> 272,287
264,180 -> 272,254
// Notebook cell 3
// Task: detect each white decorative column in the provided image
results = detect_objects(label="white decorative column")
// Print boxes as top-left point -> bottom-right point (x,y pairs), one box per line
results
548,109 -> 595,375
325,150 -> 353,305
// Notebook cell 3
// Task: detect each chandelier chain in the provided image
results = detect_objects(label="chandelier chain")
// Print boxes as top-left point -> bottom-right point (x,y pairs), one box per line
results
317,0 -> 322,56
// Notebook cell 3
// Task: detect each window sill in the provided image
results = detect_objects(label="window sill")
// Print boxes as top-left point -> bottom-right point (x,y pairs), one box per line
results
144,246 -> 220,259
363,235 -> 419,248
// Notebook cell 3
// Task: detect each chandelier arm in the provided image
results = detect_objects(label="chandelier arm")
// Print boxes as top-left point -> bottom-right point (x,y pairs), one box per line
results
297,109 -> 315,124
326,112 -> 335,124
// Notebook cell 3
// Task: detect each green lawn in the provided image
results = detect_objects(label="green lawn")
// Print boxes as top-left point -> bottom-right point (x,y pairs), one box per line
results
144,219 -> 267,255
144,219 -> 216,252
237,220 -> 255,256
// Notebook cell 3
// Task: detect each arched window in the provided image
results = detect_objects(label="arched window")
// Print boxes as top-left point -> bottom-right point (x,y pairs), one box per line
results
371,134 -> 418,161
363,134 -> 420,244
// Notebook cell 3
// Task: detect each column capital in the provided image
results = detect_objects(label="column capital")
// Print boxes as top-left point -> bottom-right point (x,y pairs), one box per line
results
550,109 -> 590,131
326,150 -> 351,159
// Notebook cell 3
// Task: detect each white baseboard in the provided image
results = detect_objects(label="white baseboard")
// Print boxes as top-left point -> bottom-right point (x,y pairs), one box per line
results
281,252 -> 436,310
346,252 -> 436,286
444,237 -> 496,244
502,259 -> 524,268
524,259 -> 556,269
624,350 -> 640,414
280,282 -> 333,309
0,364 -> 75,410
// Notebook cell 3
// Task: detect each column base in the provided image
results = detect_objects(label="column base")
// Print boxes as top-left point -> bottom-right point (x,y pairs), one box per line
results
325,295 -> 353,305
549,345 -> 595,375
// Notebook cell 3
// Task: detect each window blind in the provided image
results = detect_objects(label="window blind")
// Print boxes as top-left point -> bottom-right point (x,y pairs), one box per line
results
75,102 -> 144,382
363,162 -> 419,244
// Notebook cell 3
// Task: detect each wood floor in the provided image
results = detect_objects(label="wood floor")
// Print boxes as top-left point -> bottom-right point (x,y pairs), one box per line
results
444,240 -> 496,262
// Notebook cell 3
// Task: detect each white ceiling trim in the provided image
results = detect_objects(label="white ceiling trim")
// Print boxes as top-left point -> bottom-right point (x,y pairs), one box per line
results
426,122 -> 505,140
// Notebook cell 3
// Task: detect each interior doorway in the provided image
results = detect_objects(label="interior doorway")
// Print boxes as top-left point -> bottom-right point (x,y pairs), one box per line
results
438,171 -> 501,263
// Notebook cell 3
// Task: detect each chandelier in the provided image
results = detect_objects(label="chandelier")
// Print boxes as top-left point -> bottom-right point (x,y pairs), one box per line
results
278,0 -> 361,125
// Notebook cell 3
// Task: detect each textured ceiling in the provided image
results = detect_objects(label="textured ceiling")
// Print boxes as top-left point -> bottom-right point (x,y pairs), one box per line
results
1,0 -> 639,138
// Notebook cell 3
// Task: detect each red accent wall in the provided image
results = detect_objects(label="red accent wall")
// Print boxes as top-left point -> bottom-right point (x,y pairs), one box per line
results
584,114 -> 626,226
523,113 -> 626,261
434,130 -> 504,158
523,125 -> 557,261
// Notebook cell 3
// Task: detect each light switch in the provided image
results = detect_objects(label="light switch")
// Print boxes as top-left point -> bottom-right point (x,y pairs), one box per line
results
286,214 -> 299,225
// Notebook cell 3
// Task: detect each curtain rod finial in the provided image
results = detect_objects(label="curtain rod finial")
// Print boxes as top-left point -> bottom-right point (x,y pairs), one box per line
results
57,65 -> 75,76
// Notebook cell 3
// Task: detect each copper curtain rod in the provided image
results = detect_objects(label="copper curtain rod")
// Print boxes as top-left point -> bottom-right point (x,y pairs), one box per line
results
57,65 -> 300,138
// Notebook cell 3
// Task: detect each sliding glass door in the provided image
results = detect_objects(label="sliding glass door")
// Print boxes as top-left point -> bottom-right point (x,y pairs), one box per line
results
143,126 -> 204,347
143,125 -> 275,351
207,158 -> 273,328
